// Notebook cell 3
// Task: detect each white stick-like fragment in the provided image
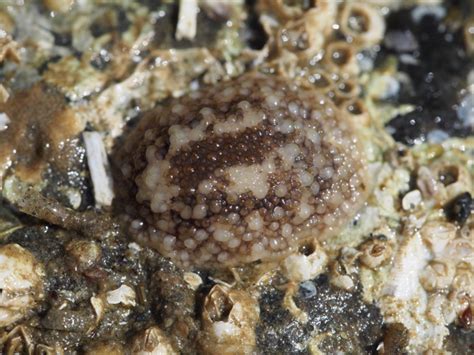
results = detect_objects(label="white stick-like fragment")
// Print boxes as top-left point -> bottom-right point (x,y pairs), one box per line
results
176,0 -> 198,41
0,112 -> 10,132
83,131 -> 114,207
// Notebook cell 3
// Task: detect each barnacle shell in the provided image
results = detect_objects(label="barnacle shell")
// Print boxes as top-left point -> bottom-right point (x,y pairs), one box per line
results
432,162 -> 472,201
324,41 -> 359,76
339,3 -> 385,48
282,240 -> 328,282
66,240 -> 101,271
130,326 -> 178,355
420,221 -> 456,258
344,99 -> 371,127
419,261 -> 455,292
359,237 -> 392,269
198,285 -> 259,355
0,244 -> 45,327
117,73 -> 369,267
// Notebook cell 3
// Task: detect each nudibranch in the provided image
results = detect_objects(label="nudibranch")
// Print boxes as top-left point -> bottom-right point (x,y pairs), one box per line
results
117,73 -> 368,267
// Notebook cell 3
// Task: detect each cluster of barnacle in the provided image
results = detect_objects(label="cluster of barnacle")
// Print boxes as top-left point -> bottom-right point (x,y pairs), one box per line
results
416,159 -> 473,327
369,142 -> 474,350
257,1 -> 385,127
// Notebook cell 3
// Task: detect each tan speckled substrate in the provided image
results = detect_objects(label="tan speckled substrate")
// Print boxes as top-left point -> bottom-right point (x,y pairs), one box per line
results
117,73 -> 369,267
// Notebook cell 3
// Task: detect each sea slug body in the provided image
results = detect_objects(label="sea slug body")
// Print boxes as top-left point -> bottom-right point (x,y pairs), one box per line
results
117,73 -> 368,268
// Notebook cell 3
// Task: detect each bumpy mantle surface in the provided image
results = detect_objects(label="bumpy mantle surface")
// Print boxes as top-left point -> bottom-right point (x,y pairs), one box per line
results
117,73 -> 368,267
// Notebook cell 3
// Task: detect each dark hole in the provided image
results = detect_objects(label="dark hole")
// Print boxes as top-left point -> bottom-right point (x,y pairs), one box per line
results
348,8 -> 370,33
310,72 -> 331,89
438,165 -> 459,186
347,101 -> 364,115
208,291 -> 233,322
299,243 -> 315,256
331,46 -> 351,66
245,0 -> 268,50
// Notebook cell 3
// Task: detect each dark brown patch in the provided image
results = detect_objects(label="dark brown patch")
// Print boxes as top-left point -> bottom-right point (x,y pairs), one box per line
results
170,125 -> 290,191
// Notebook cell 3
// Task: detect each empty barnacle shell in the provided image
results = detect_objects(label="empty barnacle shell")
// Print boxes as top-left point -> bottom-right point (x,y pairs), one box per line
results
297,68 -> 335,94
334,78 -> 361,102
442,238 -> 474,265
345,99 -> 371,127
434,163 -> 472,201
452,263 -> 473,294
277,5 -> 337,59
198,285 -> 259,355
324,41 -> 359,76
115,72 -> 369,268
281,239 -> 328,282
0,244 -> 45,327
339,3 -> 385,48
420,221 -> 456,258
419,261 -> 455,292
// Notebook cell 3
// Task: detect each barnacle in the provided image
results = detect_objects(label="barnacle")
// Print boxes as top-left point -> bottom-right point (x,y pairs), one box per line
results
359,237 -> 392,269
420,260 -> 455,291
116,72 -> 369,267
339,3 -> 385,48
0,244 -> 45,327
282,239 -> 328,282
324,41 -> 359,76
198,285 -> 259,355
130,326 -> 177,355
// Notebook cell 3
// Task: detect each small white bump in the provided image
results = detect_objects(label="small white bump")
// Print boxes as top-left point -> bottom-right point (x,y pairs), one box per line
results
131,219 -> 144,230
243,233 -> 253,241
288,101 -> 299,116
217,252 -> 229,263
275,184 -> 288,197
163,235 -> 177,250
299,171 -> 314,186
180,250 -> 190,261
311,182 -> 320,195
192,204 -> 207,219
213,228 -> 233,242
321,166 -> 335,180
184,239 -> 197,249
265,95 -> 279,107
195,229 -> 209,241
228,238 -> 241,249
251,243 -> 265,255
273,206 -> 285,219
282,224 -> 293,238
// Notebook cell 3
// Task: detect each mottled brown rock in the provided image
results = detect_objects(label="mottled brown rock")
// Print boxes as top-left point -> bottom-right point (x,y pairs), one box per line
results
0,83 -> 83,184
116,73 -> 368,267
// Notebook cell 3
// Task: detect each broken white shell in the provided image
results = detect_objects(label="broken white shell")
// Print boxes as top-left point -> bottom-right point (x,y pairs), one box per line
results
0,244 -> 45,327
